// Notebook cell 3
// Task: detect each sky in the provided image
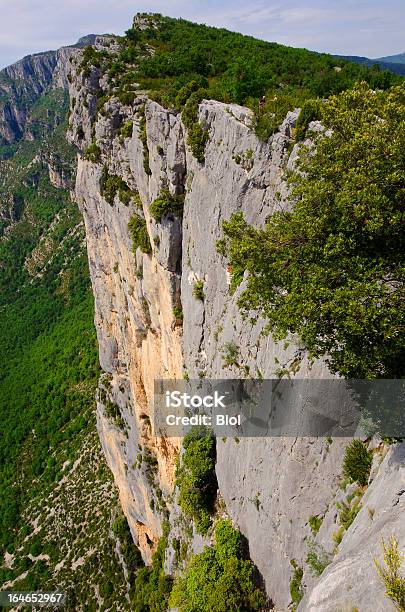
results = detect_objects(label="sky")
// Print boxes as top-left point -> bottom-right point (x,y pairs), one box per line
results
0,0 -> 404,70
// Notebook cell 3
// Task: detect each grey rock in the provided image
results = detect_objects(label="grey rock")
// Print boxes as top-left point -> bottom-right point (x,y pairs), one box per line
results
300,443 -> 405,612
0,44 -> 81,144
67,54 -> 404,611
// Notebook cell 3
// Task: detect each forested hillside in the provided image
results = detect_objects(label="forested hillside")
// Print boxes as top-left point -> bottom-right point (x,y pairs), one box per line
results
79,12 -> 401,142
0,87 -> 137,608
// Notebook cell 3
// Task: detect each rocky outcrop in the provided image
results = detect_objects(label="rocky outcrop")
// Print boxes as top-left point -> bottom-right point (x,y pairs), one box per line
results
67,45 -> 405,611
0,35 -> 114,144
70,86 -> 184,562
299,442 -> 405,612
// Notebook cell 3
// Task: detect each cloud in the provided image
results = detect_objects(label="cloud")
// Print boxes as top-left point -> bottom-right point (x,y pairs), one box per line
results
0,0 -> 404,69
233,3 -> 336,25
232,5 -> 281,24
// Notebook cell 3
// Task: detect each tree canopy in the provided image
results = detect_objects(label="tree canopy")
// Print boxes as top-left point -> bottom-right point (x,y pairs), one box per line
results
80,14 -> 402,142
222,82 -> 405,379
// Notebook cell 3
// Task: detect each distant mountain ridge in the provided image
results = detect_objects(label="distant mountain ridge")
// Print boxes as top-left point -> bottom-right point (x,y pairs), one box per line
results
336,53 -> 405,76
375,51 -> 405,64
0,35 -> 113,145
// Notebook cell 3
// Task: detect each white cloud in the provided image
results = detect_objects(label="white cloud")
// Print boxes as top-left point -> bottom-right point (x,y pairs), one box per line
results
232,5 -> 281,24
0,0 -> 404,69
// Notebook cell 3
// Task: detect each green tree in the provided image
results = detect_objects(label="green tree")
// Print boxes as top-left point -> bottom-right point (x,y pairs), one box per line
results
176,427 -> 217,534
343,440 -> 372,486
222,83 -> 405,378
169,520 -> 266,611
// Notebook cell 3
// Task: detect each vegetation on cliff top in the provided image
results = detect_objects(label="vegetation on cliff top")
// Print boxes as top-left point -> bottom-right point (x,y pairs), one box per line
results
126,14 -> 400,101
221,82 -> 405,379
78,12 -> 402,150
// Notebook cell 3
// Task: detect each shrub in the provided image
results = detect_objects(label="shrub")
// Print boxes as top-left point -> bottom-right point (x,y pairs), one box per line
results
193,279 -> 204,300
174,80 -> 206,109
104,400 -> 126,431
252,89 -> 309,141
333,488 -> 363,548
214,519 -> 242,563
222,341 -> 240,368
176,427 -> 217,534
216,238 -> 227,256
343,440 -> 372,486
295,98 -> 322,140
133,192 -> 143,208
79,45 -> 109,72
337,495 -> 362,531
173,304 -> 183,324
149,188 -> 184,222
187,122 -> 209,163
83,140 -> 101,162
128,214 -> 152,254
332,525 -> 345,546
29,539 -> 42,557
100,166 -> 134,206
119,189 -> 132,206
306,543 -> 331,577
118,90 -> 137,105
120,120 -> 134,139
290,560 -> 304,610
309,514 -> 323,535
374,536 -> 405,611
95,94 -> 110,117
169,520 -> 266,611
182,89 -> 209,163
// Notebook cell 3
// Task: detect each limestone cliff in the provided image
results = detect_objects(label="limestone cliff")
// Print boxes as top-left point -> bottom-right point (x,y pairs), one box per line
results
0,35 -> 112,144
67,43 -> 405,612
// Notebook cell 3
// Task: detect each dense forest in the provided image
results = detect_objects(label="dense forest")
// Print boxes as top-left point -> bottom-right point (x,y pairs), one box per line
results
79,13 -> 401,141
0,90 -> 134,608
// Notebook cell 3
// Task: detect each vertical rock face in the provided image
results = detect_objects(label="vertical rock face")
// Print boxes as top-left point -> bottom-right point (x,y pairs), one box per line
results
71,86 -> 185,562
299,441 -> 405,612
179,101 -> 349,608
0,50 -> 69,143
0,35 -> 113,144
68,48 -> 405,610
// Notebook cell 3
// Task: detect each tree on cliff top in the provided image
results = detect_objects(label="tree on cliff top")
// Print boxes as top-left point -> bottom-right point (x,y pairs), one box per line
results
222,82 -> 405,379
